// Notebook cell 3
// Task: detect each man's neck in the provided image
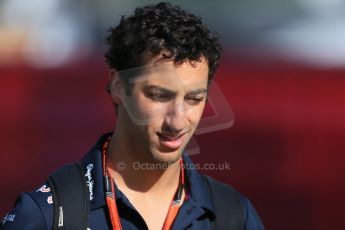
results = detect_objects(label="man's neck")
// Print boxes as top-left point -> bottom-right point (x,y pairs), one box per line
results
105,134 -> 182,198
105,133 -> 186,230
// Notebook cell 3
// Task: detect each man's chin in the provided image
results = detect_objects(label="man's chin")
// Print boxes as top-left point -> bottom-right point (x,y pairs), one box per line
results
150,148 -> 183,166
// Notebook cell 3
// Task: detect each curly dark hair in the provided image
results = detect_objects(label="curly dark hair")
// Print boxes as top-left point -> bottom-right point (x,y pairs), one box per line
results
105,2 -> 222,85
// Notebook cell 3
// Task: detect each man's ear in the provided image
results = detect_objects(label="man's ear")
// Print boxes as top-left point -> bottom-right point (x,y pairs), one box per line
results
109,69 -> 123,105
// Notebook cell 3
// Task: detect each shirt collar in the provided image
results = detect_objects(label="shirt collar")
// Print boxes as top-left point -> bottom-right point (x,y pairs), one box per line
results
80,133 -> 215,217
182,153 -> 215,217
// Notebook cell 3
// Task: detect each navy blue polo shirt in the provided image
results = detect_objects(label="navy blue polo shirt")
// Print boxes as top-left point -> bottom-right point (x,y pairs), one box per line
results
1,134 -> 264,229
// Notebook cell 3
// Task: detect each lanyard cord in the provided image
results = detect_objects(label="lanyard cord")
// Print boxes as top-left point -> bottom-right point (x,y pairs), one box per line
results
102,137 -> 185,230
103,138 -> 122,230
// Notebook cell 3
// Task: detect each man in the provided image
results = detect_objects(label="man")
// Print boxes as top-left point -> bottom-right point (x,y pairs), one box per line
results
1,2 -> 264,229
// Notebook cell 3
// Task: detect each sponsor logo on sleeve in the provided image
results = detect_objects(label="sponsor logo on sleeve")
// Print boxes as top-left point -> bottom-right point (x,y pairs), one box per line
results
1,213 -> 15,225
85,164 -> 94,201
36,184 -> 51,193
47,195 -> 53,204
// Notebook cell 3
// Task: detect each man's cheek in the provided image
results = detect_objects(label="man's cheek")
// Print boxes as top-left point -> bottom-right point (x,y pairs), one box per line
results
130,102 -> 168,126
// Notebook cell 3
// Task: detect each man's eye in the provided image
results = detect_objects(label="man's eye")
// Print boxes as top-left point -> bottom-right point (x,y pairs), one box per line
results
148,92 -> 170,102
186,97 -> 204,105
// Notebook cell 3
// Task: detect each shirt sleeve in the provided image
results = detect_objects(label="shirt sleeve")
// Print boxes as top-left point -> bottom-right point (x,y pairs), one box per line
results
1,193 -> 47,230
241,196 -> 265,230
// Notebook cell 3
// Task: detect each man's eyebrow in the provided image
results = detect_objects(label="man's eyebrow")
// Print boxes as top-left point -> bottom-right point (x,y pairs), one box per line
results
186,88 -> 207,95
143,85 -> 176,95
144,85 -> 207,95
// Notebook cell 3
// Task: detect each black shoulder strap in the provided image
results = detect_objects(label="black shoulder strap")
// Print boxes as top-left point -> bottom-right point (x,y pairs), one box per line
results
48,162 -> 89,230
204,175 -> 244,230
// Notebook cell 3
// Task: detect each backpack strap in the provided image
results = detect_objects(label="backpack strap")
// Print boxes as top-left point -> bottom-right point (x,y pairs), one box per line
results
204,175 -> 244,230
48,162 -> 89,230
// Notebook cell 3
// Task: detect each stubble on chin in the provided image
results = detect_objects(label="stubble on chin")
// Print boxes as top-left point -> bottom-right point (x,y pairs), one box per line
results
148,147 -> 183,166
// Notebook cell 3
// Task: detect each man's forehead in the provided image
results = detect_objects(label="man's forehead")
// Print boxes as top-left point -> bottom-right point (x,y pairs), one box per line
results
123,62 -> 208,90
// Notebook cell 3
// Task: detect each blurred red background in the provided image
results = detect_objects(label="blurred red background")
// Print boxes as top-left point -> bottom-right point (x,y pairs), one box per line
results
1,51 -> 345,229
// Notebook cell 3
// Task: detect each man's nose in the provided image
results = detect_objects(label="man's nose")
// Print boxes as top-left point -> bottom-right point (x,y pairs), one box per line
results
164,101 -> 187,134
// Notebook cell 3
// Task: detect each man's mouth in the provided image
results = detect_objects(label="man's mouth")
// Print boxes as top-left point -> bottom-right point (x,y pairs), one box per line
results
157,132 -> 187,149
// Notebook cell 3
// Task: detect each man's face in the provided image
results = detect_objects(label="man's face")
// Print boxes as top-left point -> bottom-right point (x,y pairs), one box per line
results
115,56 -> 209,165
